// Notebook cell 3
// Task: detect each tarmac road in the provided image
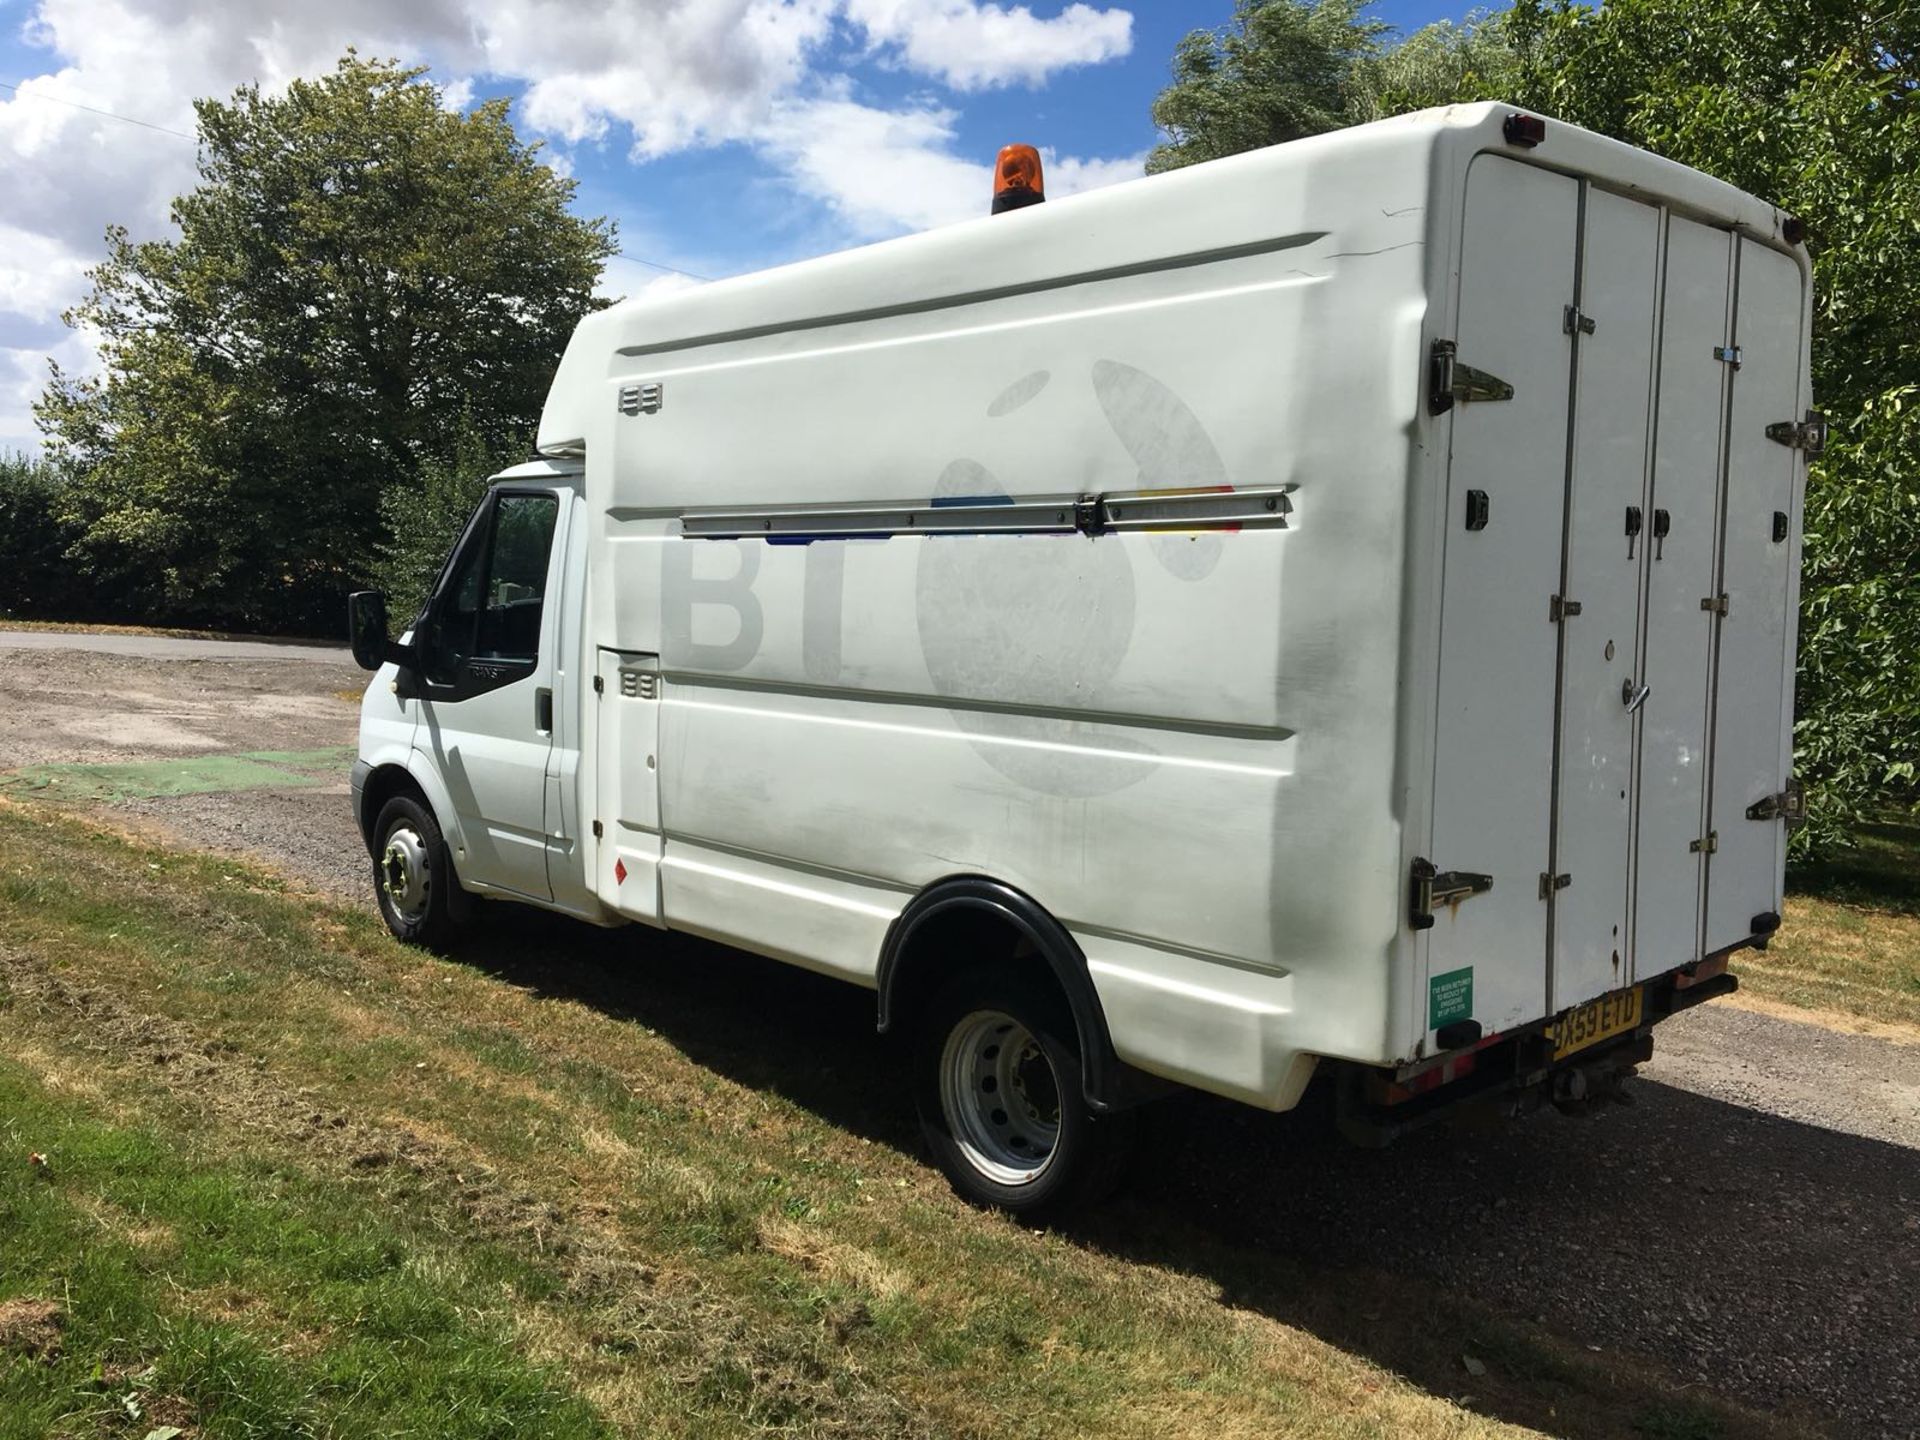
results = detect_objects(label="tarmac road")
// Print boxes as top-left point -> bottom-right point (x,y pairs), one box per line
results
2,627 -> 1915,1437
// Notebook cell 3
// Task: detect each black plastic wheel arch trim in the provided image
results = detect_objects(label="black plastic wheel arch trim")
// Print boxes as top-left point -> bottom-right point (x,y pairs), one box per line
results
875,876 -> 1125,1113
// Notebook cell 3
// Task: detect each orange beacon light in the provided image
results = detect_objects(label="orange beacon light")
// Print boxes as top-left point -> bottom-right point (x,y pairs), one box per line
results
991,144 -> 1045,214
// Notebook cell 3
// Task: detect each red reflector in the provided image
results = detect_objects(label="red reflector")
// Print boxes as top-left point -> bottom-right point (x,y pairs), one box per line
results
613,858 -> 627,885
1503,112 -> 1547,148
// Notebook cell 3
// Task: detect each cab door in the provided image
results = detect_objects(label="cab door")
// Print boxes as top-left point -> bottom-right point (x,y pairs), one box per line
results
414,488 -> 564,901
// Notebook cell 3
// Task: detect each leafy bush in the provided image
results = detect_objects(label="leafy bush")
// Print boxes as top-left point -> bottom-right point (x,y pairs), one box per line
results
372,420 -> 523,628
0,453 -> 91,620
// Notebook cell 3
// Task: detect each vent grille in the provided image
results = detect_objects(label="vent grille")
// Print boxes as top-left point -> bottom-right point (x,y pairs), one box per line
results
617,381 -> 664,416
618,667 -> 658,700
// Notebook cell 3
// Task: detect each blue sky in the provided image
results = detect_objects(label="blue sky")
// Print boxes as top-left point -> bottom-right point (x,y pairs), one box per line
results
0,1 -> 1484,450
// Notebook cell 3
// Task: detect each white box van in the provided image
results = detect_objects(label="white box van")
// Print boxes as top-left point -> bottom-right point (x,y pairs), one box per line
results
349,103 -> 1815,1214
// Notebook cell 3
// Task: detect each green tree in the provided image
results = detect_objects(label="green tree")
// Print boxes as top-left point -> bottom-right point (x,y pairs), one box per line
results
1148,0 -> 1388,173
371,414 -> 515,625
38,53 -> 615,633
0,452 -> 90,620
1486,0 -> 1920,852
1350,9 -> 1524,121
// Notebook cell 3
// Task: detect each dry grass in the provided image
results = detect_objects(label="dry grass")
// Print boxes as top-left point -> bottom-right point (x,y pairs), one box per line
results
1742,818 -> 1920,1032
0,801 -> 1820,1440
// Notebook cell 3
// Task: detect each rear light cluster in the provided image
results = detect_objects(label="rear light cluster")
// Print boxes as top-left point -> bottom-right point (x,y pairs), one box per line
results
1503,112 -> 1547,148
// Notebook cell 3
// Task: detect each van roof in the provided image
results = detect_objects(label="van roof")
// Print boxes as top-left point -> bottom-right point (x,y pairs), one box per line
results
539,102 -> 1798,455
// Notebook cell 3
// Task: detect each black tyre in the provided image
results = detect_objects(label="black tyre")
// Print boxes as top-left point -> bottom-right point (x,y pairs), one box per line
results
371,793 -> 464,948
913,964 -> 1135,1219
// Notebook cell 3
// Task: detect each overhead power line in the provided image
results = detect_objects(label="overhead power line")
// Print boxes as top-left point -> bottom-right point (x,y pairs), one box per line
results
0,77 -> 195,140
615,250 -> 712,283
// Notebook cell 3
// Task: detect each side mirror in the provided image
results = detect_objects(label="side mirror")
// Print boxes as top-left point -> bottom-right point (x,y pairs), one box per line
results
347,590 -> 391,671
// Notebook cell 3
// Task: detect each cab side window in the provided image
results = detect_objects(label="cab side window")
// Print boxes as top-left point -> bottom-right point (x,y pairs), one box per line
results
422,491 -> 559,689
477,495 -> 559,662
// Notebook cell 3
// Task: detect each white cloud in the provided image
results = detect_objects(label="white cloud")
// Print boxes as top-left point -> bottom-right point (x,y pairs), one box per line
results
596,262 -> 707,306
1041,146 -> 1145,198
0,225 -> 92,324
0,332 -> 94,454
843,0 -> 1131,90
0,0 -> 1142,448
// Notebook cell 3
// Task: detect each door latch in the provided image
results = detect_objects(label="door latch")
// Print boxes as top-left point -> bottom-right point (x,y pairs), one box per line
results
1538,871 -> 1572,899
1563,305 -> 1596,336
1765,410 -> 1826,458
1746,779 -> 1806,826
1621,679 -> 1650,714
1410,858 -> 1493,930
1429,339 -> 1515,415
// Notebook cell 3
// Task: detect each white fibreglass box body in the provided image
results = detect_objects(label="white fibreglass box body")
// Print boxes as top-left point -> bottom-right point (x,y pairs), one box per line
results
528,103 -> 1810,1111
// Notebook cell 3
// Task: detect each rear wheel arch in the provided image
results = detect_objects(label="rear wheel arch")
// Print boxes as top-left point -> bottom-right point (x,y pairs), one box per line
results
877,878 -> 1124,1111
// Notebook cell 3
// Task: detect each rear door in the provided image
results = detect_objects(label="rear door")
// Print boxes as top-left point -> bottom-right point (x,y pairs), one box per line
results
1631,218 -> 1732,977
1431,156 -> 1805,1045
1550,188 -> 1662,1011
1703,240 -> 1805,949
1427,155 -> 1579,1036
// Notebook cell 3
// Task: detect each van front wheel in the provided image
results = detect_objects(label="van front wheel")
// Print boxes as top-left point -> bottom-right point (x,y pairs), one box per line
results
914,966 -> 1133,1218
371,794 -> 462,948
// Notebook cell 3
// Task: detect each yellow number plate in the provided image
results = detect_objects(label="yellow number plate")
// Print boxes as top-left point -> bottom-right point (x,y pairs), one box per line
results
1549,985 -> 1644,1060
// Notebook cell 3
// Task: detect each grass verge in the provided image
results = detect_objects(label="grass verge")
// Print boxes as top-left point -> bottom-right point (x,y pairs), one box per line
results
1748,818 -> 1920,1031
0,800 -> 1810,1439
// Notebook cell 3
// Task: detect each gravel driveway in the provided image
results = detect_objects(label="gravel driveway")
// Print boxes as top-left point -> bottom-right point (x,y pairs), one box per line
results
3,628 -> 1915,1437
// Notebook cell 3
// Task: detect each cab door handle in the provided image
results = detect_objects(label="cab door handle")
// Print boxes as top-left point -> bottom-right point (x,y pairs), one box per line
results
535,687 -> 553,732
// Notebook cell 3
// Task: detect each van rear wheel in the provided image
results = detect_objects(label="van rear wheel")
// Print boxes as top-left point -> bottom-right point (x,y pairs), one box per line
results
913,965 -> 1133,1218
372,794 -> 462,948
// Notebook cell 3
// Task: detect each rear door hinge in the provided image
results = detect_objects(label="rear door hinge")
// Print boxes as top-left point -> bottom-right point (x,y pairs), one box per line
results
1700,593 -> 1729,617
1765,410 -> 1827,459
1538,871 -> 1571,900
1410,857 -> 1493,930
1746,779 -> 1806,826
1689,831 -> 1719,855
1563,305 -> 1596,336
1714,345 -> 1742,369
591,820 -> 603,839
593,675 -> 604,694
1550,595 -> 1583,622
1428,339 -> 1515,415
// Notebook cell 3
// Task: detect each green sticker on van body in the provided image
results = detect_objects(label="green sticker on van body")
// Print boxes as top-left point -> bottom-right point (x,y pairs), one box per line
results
1429,967 -> 1474,1030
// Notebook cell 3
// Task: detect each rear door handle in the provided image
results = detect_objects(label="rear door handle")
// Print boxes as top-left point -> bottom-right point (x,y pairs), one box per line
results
1622,680 -> 1650,715
535,686 -> 553,731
